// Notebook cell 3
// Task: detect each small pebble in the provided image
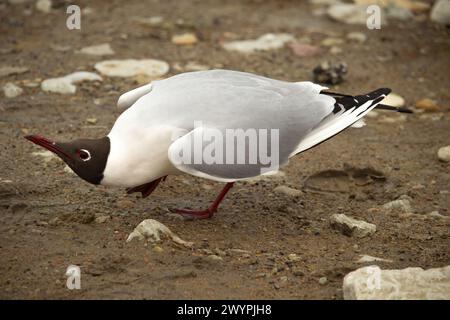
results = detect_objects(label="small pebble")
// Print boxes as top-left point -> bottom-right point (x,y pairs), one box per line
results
381,93 -> 405,108
274,185 -> 302,197
357,255 -> 393,263
330,46 -> 342,55
171,33 -> 198,46
228,248 -> 251,255
79,43 -> 115,56
330,214 -> 376,238
437,146 -> 450,163
95,215 -> 110,223
346,32 -> 367,43
319,277 -> 328,285
116,199 -> 135,209
289,43 -> 321,58
415,98 -> 440,112
321,37 -> 344,47
95,59 -> 169,78
382,197 -> 413,213
3,82 -> 23,98
132,16 -> 164,26
288,253 -> 301,262
207,254 -> 223,262
222,33 -> 294,54
41,71 -> 102,94
86,118 -> 98,125
431,0 -> 450,25
0,66 -> 29,78
36,0 -> 52,13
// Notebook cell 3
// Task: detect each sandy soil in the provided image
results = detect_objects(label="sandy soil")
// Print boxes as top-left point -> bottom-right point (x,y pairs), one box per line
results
0,0 -> 449,299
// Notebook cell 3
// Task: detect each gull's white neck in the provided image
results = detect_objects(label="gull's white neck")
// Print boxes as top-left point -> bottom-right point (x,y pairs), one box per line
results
101,125 -> 180,187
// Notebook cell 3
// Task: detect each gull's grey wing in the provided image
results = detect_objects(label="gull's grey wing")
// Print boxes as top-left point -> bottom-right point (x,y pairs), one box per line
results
164,73 -> 335,182
168,126 -> 285,182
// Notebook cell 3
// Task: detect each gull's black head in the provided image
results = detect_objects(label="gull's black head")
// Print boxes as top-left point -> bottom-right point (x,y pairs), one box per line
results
25,135 -> 110,185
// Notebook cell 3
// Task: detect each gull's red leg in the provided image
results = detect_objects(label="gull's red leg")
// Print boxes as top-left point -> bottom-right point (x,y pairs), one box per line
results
173,182 -> 235,219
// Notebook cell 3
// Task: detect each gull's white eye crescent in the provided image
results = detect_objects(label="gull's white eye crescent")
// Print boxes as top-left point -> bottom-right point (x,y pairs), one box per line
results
77,149 -> 91,161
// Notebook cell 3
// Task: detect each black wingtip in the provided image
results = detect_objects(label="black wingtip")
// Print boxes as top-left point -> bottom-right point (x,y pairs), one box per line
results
369,87 -> 391,99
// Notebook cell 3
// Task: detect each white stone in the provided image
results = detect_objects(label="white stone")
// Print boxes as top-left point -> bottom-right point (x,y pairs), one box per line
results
386,6 -> 413,20
431,0 -> 450,25
321,37 -> 344,46
78,43 -> 114,56
354,0 -> 429,12
319,277 -> 328,285
222,33 -> 295,54
36,0 -> 51,13
288,253 -> 302,262
64,71 -> 103,83
227,248 -> 251,255
357,255 -> 393,263
132,16 -> 164,26
41,71 -> 102,94
327,4 -> 385,25
127,219 -> 193,247
382,198 -> 413,213
381,93 -> 405,107
343,265 -> 450,300
350,119 -> 366,128
95,59 -> 169,78
437,145 -> 450,162
330,214 -> 376,238
427,211 -> 450,220
330,46 -> 343,55
41,78 -> 75,94
185,62 -> 210,71
173,61 -> 210,72
207,254 -> 223,262
346,32 -> 367,43
274,185 -> 303,197
171,33 -> 198,45
0,66 -> 28,77
95,215 -> 110,223
3,82 -> 23,98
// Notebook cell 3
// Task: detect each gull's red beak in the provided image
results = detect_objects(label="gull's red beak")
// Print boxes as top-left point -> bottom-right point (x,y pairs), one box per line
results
25,135 -> 72,161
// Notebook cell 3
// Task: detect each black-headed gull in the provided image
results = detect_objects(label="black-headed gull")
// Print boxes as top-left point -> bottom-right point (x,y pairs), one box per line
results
26,70 -> 411,219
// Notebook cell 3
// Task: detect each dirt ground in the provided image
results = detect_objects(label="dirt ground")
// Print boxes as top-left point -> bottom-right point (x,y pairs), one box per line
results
0,0 -> 449,299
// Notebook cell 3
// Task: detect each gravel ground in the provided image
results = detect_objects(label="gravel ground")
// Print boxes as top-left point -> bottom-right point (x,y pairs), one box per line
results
0,0 -> 449,299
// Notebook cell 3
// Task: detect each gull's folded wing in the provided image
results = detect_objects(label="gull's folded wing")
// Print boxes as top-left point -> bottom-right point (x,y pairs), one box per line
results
168,127 -> 284,183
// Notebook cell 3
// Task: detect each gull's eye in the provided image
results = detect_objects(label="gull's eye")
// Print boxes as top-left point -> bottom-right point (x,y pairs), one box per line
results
77,149 -> 91,161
